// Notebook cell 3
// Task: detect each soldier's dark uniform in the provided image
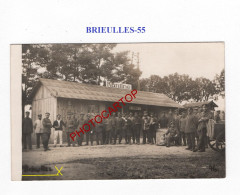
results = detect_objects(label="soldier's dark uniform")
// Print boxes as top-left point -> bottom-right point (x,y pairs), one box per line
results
42,114 -> 52,151
104,118 -> 112,144
66,116 -> 76,147
22,113 -> 33,150
128,113 -> 135,143
95,122 -> 104,145
185,109 -> 198,151
179,113 -> 187,146
84,114 -> 95,146
114,114 -> 124,144
133,113 -> 142,145
142,114 -> 150,144
122,114 -> 132,144
149,114 -> 157,144
77,113 -> 85,146
110,113 -> 117,144
197,109 -> 212,152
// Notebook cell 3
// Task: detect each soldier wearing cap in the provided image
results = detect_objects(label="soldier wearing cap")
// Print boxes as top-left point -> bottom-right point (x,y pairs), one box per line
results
142,111 -> 150,144
114,112 -> 124,144
122,113 -> 132,144
194,107 -> 201,145
104,114 -> 112,144
149,112 -> 157,144
33,114 -> 43,149
179,110 -> 187,146
65,112 -> 76,147
22,111 -> 33,150
185,108 -> 198,152
197,104 -> 212,152
128,112 -> 135,144
42,112 -> 52,151
85,113 -> 94,146
77,112 -> 85,146
95,113 -> 104,145
110,112 -> 117,144
133,112 -> 142,145
52,114 -> 65,147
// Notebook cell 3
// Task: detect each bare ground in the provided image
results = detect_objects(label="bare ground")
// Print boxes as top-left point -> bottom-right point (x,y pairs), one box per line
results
22,143 -> 225,180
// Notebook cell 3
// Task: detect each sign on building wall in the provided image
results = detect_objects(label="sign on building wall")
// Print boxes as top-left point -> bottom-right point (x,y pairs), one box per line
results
129,106 -> 142,111
106,81 -> 132,90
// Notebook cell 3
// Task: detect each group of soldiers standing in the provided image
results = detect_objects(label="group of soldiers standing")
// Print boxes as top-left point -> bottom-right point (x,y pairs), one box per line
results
22,104 -> 221,152
164,104 -> 221,152
69,111 -> 159,146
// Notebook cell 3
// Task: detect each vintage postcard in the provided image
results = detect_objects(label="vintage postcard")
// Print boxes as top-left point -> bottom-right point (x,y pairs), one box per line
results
11,43 -> 225,180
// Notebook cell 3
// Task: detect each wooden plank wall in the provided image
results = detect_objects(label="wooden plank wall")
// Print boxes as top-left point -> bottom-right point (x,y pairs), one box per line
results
31,85 -> 57,144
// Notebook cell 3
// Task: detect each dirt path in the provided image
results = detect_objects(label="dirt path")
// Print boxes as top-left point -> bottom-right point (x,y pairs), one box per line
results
22,144 -> 225,180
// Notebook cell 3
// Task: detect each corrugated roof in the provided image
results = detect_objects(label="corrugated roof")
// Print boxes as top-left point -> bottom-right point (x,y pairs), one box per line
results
32,78 -> 182,108
183,100 -> 218,108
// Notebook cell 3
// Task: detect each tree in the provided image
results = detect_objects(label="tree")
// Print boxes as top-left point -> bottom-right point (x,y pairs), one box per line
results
22,44 -> 48,113
214,68 -> 225,97
139,72 -> 220,103
22,44 -> 142,107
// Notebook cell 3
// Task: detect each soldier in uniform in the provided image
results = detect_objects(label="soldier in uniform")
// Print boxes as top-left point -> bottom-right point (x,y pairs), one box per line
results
104,116 -> 112,144
95,113 -> 104,145
197,104 -> 212,152
133,112 -> 142,145
142,111 -> 150,144
42,112 -> 52,151
128,112 -> 135,144
179,110 -> 187,146
85,113 -> 94,146
22,111 -> 33,150
77,112 -> 85,146
65,113 -> 76,147
114,112 -> 124,144
149,113 -> 157,144
122,113 -> 128,144
123,113 -> 132,144
110,112 -> 117,144
185,108 -> 198,152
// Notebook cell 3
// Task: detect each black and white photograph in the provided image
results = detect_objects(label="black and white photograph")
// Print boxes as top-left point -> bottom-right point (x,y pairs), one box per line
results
18,43 -> 225,180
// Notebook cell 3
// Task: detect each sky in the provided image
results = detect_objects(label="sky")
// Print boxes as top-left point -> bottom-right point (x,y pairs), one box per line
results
114,42 -> 224,80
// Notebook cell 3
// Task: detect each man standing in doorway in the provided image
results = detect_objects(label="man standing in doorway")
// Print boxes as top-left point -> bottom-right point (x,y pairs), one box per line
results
22,111 -> 33,151
33,114 -> 43,149
52,114 -> 65,147
42,112 -> 52,151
